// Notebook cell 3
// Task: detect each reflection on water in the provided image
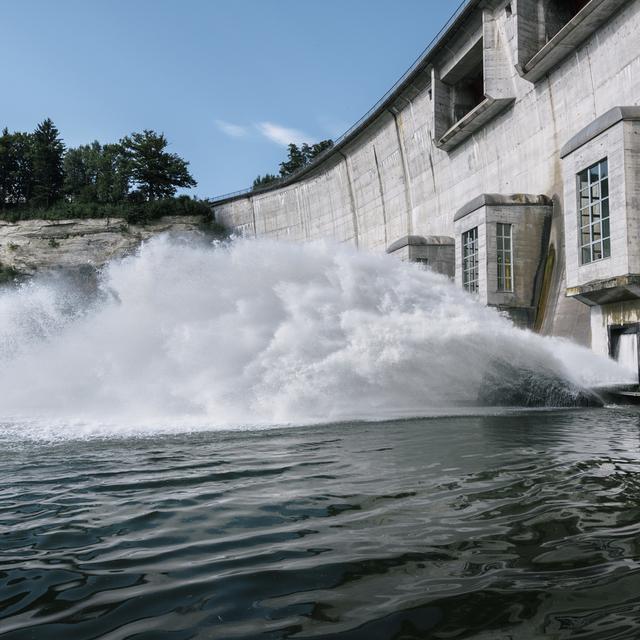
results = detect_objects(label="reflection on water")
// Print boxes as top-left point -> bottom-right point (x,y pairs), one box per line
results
3,409 -> 640,639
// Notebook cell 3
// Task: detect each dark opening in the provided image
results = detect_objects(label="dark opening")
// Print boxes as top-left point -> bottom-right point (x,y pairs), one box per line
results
542,0 -> 591,43
609,324 -> 640,384
452,60 -> 485,123
443,38 -> 485,128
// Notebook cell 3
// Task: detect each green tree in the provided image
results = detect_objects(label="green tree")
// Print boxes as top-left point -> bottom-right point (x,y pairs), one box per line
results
12,132 -> 35,205
121,130 -> 196,200
64,141 -> 131,204
306,139 -> 333,162
0,128 -> 17,206
30,118 -> 65,208
252,173 -> 279,190
0,129 -> 34,206
63,143 -> 96,202
95,143 -> 130,203
278,139 -> 333,178
279,143 -> 305,177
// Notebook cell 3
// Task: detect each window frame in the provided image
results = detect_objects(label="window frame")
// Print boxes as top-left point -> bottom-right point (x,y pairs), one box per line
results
462,227 -> 479,293
496,222 -> 513,292
577,158 -> 610,265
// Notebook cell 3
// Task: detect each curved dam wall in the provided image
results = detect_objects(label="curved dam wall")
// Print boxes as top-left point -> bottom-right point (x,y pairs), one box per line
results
213,0 -> 640,345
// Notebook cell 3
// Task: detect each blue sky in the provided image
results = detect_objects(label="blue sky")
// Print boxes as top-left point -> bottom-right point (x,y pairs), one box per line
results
2,1 -> 461,198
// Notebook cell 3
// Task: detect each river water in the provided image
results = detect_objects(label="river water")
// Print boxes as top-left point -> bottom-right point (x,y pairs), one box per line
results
3,409 -> 640,639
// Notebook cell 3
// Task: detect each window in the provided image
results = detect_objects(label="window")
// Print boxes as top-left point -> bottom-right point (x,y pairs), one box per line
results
462,227 -> 479,293
496,223 -> 513,292
578,158 -> 610,264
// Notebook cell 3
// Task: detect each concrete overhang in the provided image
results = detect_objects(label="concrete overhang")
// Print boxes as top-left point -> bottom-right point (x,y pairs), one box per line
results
386,235 -> 454,254
437,97 -> 515,152
560,106 -> 640,158
454,194 -> 553,221
521,0 -> 631,83
567,274 -> 640,306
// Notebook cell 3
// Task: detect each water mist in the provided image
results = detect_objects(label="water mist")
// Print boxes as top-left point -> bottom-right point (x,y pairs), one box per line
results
0,235 -> 631,437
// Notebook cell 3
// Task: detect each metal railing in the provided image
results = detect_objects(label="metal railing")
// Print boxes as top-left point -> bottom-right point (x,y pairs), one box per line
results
211,0 -> 471,204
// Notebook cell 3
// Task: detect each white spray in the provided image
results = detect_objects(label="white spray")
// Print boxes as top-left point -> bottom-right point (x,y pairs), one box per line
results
0,235 -> 631,434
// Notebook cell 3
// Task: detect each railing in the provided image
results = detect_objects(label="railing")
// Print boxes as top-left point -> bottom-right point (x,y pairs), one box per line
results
211,0 -> 471,204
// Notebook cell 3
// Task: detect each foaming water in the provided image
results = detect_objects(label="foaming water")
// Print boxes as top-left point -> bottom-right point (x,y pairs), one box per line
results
0,235 -> 631,437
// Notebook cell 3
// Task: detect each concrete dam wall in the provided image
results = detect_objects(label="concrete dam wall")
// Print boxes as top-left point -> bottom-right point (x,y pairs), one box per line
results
213,0 -> 640,357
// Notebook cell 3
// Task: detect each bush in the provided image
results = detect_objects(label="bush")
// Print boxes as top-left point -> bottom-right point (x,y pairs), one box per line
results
0,196 -> 214,225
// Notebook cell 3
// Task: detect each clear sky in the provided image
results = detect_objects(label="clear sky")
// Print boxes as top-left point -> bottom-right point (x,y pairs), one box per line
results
2,1 -> 461,198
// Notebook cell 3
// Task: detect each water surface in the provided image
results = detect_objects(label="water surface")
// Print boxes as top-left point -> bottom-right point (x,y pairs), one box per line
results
3,408 -> 640,639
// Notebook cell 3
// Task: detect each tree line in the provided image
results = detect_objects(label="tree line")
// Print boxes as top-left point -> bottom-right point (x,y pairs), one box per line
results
0,118 -> 205,222
253,140 -> 333,190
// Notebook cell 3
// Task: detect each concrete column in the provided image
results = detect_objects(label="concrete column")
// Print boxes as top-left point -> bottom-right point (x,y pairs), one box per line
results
338,151 -> 359,248
389,108 -> 415,237
372,146 -> 389,248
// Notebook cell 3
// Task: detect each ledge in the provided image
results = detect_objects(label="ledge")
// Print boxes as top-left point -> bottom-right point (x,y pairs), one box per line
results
560,106 -> 640,158
386,235 -> 454,254
437,97 -> 515,152
454,194 -> 553,222
567,274 -> 640,306
521,0 -> 630,83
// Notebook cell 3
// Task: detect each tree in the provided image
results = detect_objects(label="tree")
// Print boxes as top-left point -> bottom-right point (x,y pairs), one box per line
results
278,139 -> 333,177
121,130 -> 196,200
63,143 -> 96,202
64,141 -> 131,204
12,132 -> 35,205
0,129 -> 34,207
306,139 -> 333,161
30,118 -> 65,208
279,143 -> 306,177
0,128 -> 17,206
95,143 -> 130,204
252,173 -> 279,190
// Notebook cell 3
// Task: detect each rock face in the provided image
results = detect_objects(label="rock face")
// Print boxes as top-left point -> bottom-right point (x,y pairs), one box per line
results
0,216 -> 207,276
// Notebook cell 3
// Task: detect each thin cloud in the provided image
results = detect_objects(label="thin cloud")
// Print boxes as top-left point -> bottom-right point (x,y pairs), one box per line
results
215,119 -> 249,138
256,122 -> 312,146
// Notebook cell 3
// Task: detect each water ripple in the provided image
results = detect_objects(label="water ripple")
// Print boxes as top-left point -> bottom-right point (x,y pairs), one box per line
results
4,410 -> 640,638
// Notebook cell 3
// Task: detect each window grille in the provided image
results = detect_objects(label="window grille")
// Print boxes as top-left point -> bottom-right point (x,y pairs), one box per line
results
496,223 -> 513,292
462,227 -> 479,293
578,158 -> 609,264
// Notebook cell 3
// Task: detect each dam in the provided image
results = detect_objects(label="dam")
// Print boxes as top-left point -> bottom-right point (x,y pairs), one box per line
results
212,0 -> 640,380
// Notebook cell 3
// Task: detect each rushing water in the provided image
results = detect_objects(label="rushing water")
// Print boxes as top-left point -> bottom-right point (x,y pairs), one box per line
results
0,236 -> 630,431
1,236 -> 638,638
4,410 -> 640,639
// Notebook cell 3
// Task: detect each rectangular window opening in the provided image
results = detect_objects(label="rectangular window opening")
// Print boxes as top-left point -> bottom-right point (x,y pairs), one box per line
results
541,0 -> 591,45
443,38 -> 485,128
462,227 -> 479,293
496,223 -> 513,292
577,158 -> 610,265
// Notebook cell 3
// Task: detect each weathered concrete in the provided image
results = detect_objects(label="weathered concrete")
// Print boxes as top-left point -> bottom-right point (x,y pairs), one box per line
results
454,193 -> 552,326
213,0 -> 640,348
386,235 -> 455,277
0,216 -> 207,275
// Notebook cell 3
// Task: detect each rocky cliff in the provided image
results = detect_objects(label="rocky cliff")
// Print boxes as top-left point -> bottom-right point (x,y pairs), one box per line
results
0,215 -> 210,278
